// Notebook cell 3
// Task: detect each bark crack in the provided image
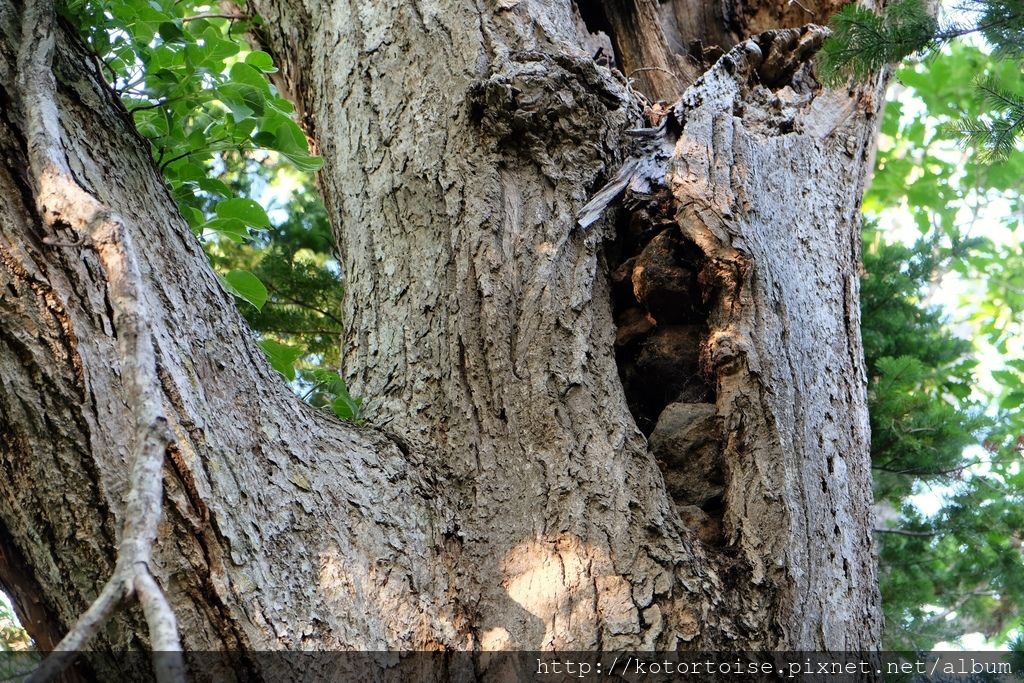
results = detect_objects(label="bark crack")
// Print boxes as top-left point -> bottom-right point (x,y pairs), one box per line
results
607,181 -> 726,547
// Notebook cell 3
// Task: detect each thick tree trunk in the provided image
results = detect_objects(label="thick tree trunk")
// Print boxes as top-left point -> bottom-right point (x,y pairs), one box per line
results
0,5 -> 460,666
0,0 -> 884,673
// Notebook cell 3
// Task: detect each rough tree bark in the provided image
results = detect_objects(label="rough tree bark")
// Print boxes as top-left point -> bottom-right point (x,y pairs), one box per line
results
0,0 -> 886,676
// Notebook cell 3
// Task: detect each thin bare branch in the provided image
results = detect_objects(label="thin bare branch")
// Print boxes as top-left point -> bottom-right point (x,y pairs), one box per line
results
24,580 -> 127,683
135,573 -> 185,683
15,0 -> 183,679
181,12 -> 245,22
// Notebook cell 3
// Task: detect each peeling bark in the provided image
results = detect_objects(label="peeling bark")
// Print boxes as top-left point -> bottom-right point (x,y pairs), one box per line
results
0,0 -> 884,670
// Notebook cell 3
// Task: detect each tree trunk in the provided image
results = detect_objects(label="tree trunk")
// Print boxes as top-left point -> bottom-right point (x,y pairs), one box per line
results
0,0 -> 885,673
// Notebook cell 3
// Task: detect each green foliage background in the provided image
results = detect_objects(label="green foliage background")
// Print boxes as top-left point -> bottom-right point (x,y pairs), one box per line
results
823,0 -> 1024,648
60,0 -> 361,421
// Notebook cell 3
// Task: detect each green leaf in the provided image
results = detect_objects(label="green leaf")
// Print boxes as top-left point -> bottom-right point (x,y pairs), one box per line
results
330,395 -> 362,420
134,109 -> 170,138
256,114 -> 323,170
274,120 -> 323,170
222,270 -> 268,309
218,82 -> 266,121
201,217 -> 248,242
252,130 -> 276,147
992,369 -> 1020,386
230,117 -> 258,140
200,26 -> 239,59
258,339 -> 303,381
1000,391 -> 1024,410
245,50 -> 278,73
281,150 -> 324,172
157,21 -> 186,43
270,117 -> 308,154
168,163 -> 208,182
181,206 -> 205,231
196,177 -> 232,197
185,39 -> 233,68
228,62 -> 272,96
215,198 -> 271,229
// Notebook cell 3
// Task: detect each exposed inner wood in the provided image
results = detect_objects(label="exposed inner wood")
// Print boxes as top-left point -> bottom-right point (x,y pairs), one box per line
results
572,0 -> 848,102
608,185 -> 725,545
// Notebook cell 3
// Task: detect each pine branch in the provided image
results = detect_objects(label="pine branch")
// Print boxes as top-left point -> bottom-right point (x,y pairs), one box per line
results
977,77 -> 1024,113
818,0 -> 937,85
820,0 -> 1024,160
950,78 -> 1024,161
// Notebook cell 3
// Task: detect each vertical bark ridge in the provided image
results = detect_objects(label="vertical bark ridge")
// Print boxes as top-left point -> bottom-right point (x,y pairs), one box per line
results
666,29 -> 885,647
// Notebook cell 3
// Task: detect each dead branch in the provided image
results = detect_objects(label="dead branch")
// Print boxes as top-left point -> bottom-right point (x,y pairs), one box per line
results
15,0 -> 184,680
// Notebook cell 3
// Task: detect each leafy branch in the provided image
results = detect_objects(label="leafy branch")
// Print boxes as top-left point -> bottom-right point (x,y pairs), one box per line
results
819,0 -> 1024,159
949,77 -> 1024,161
62,0 -> 358,422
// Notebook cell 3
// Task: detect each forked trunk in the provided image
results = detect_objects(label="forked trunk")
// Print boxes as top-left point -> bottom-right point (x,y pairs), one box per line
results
0,0 -> 884,674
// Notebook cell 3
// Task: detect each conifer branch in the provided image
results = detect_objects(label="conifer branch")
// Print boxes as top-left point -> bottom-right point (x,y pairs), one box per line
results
950,78 -> 1024,161
818,0 -> 937,85
820,0 -> 1024,159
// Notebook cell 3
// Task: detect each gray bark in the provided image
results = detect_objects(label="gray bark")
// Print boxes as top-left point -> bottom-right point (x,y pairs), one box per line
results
0,4 -> 458,667
0,0 -> 885,671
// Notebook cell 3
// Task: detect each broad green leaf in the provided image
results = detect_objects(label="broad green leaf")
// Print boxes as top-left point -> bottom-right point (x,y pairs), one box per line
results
252,130 -> 276,147
271,117 -> 307,154
229,62 -> 272,96
180,205 -> 204,223
215,198 -> 271,229
258,115 -> 324,170
275,121 -> 323,170
201,217 -> 248,242
222,270 -> 268,309
281,150 -> 324,172
245,50 -> 278,73
258,340 -> 303,381
218,82 -> 265,121
196,177 -> 232,197
330,395 -> 361,420
157,21 -> 186,43
169,163 -> 208,182
134,109 -> 169,138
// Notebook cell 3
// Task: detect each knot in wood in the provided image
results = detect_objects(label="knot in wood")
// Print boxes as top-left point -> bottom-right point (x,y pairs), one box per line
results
467,52 -> 631,162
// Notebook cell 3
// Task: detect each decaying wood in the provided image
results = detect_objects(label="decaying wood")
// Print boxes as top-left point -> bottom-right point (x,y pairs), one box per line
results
0,0 -> 887,671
